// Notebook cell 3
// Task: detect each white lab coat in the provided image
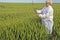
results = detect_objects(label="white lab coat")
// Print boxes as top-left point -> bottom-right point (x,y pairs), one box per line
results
36,5 -> 54,34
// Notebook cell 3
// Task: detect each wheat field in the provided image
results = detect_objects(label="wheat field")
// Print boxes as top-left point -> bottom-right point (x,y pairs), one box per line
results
0,3 -> 60,40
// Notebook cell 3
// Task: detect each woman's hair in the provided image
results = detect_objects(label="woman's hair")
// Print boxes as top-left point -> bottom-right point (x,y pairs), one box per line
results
46,0 -> 52,5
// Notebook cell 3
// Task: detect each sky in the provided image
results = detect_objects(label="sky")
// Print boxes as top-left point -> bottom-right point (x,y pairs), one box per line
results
0,0 -> 60,3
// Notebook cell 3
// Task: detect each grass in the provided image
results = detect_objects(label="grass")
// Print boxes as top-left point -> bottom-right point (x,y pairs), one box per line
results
0,3 -> 60,40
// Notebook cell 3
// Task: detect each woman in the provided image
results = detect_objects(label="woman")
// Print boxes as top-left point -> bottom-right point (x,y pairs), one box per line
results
36,0 -> 54,34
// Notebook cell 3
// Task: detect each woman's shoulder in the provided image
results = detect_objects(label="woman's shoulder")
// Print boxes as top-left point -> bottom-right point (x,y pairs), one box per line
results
48,6 -> 53,11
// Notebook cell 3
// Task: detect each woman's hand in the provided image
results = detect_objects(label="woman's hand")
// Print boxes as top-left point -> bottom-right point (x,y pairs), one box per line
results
36,14 -> 39,17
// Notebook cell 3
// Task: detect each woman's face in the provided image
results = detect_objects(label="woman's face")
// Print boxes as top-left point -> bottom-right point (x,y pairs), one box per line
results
46,2 -> 50,7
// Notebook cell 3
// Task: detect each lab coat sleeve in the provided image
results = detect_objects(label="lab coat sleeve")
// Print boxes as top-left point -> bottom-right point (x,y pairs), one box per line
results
36,7 -> 45,14
39,14 -> 46,18
38,7 -> 46,18
36,10 -> 42,14
39,7 -> 53,18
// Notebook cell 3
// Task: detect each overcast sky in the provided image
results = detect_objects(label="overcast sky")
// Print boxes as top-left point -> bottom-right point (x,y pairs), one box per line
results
0,0 -> 60,3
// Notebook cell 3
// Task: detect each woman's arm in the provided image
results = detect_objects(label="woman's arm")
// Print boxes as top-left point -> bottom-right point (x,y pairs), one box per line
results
36,10 -> 42,14
39,7 -> 53,19
39,14 -> 46,18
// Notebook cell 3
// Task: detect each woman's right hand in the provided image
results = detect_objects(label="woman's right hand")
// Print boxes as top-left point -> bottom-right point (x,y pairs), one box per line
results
36,14 -> 39,17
